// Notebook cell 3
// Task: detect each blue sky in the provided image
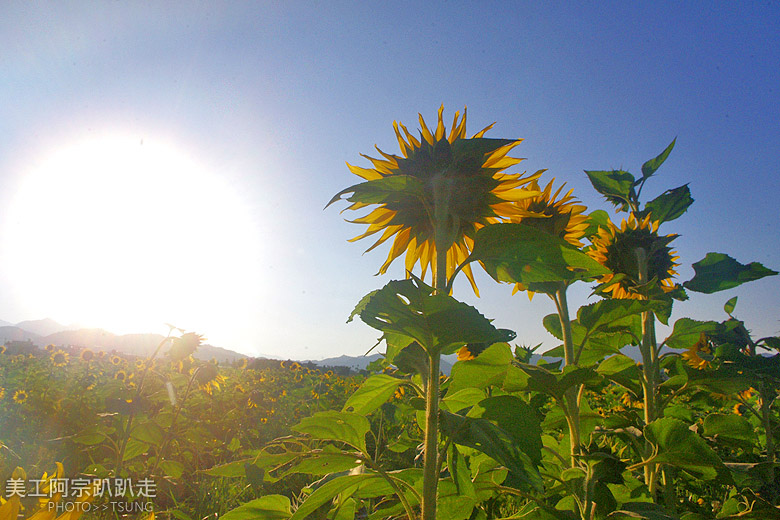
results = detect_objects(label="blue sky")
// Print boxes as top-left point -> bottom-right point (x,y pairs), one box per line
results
1,2 -> 778,359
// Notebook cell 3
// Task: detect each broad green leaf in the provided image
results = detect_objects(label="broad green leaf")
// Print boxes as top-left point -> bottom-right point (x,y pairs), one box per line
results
293,411 -> 370,454
290,474 -> 382,520
331,498 -> 357,520
122,438 -> 149,462
643,184 -> 693,223
467,224 -> 610,285
724,296 -> 738,315
349,278 -> 511,354
442,388 -> 487,413
684,252 -> 777,294
641,138 -> 676,179
156,459 -> 183,479
438,478 -> 476,520
283,451 -> 362,477
440,410 -> 543,493
610,501 -> 678,520
72,430 -> 107,446
702,414 -> 756,444
663,318 -> 720,350
597,354 -> 642,396
471,395 -> 543,464
130,422 -> 165,446
383,333 -> 414,364
584,169 -> 635,209
514,363 -> 599,401
221,495 -> 292,520
343,374 -> 402,415
447,446 -> 476,500
645,417 -> 729,482
391,341 -> 428,378
449,342 -> 513,393
577,299 -> 662,334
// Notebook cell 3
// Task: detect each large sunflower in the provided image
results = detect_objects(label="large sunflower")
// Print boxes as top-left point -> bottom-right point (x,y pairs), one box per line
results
588,213 -> 680,299
328,106 -> 541,294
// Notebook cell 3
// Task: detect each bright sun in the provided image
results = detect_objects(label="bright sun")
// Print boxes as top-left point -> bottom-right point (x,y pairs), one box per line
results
2,133 -> 265,344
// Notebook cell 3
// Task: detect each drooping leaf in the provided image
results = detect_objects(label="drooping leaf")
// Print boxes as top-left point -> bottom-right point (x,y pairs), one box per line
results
343,374 -> 402,415
577,299 -> 663,335
221,495 -> 292,520
466,223 -> 610,286
349,278 -> 512,354
584,169 -> 635,209
583,209 -> 611,239
642,184 -> 693,223
292,411 -> 370,454
282,450 -> 363,477
684,253 -> 777,294
641,138 -> 676,179
597,354 -> 642,396
441,388 -> 487,414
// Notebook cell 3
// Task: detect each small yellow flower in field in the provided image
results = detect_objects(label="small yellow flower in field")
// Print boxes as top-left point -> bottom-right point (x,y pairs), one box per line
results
329,106 -> 542,294
13,390 -> 28,403
238,358 -> 248,369
110,355 -> 122,366
45,343 -> 56,352
234,383 -> 245,393
51,349 -> 69,367
115,370 -> 127,382
589,213 -> 680,300
260,417 -> 268,424
0,345 -> 6,354
0,387 -> 4,399
79,348 -> 94,362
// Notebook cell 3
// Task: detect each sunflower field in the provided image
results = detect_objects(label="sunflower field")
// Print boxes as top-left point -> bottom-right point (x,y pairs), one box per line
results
3,107 -> 780,520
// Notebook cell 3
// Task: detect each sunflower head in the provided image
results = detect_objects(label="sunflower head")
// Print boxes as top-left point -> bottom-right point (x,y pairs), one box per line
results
681,332 -> 712,370
13,390 -> 28,404
51,349 -> 69,367
79,348 -> 94,362
588,213 -> 681,300
329,106 -> 541,294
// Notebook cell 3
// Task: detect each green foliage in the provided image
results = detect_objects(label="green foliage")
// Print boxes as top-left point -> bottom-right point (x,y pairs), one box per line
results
684,252 -> 778,293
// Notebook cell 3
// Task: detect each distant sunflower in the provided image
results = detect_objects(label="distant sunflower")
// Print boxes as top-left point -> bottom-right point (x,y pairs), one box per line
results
588,213 -> 680,300
115,370 -> 127,382
0,387 -> 5,399
508,177 -> 589,297
110,355 -> 122,366
0,345 -> 6,354
329,106 -> 541,294
79,349 -> 94,362
681,333 -> 711,370
51,349 -> 69,367
45,344 -> 56,352
13,390 -> 28,404
195,362 -> 225,395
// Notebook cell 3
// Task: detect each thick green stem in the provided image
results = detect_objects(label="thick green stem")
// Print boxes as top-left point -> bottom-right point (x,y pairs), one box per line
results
420,177 -> 452,520
635,248 -> 659,494
554,286 -> 581,466
760,381 -> 777,505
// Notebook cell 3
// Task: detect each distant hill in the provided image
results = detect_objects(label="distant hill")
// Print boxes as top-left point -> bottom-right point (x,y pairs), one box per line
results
14,318 -> 74,337
0,326 -> 41,343
313,353 -> 456,375
0,318 -> 247,363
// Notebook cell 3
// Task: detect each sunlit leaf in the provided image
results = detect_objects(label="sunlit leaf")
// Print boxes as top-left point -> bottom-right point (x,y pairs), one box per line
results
293,411 -> 370,454
343,374 -> 402,415
702,414 -> 756,445
724,296 -> 738,315
221,495 -> 292,520
289,474 -> 382,520
684,253 -> 777,294
470,395 -> 543,465
663,318 -> 720,350
449,342 -> 513,393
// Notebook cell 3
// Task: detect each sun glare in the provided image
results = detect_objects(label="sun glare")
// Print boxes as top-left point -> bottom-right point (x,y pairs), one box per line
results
2,134 -> 265,345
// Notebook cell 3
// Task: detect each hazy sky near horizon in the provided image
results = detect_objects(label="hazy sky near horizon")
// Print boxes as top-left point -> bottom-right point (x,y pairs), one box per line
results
1,2 -> 778,359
